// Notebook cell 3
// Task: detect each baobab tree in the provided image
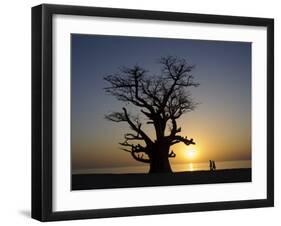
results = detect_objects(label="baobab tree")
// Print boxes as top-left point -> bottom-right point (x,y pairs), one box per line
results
104,56 -> 199,173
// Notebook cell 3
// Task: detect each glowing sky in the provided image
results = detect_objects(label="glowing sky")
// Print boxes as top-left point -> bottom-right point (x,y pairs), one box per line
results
71,34 -> 251,171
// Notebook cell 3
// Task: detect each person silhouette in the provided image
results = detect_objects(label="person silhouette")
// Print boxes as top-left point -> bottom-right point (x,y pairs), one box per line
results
209,160 -> 213,171
212,160 -> 216,170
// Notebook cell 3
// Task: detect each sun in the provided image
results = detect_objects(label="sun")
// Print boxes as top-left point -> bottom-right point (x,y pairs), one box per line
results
186,149 -> 196,159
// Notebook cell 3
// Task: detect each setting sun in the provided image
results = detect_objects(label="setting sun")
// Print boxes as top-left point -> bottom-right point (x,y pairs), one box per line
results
186,149 -> 196,159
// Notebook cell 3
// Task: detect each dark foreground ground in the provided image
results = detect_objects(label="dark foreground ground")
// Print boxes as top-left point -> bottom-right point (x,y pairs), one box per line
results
72,168 -> 251,190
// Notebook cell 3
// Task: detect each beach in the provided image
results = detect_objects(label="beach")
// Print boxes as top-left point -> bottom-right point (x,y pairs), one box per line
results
72,168 -> 251,190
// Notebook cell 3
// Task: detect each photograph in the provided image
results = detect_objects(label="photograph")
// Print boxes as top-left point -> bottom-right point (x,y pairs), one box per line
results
71,34 -> 252,190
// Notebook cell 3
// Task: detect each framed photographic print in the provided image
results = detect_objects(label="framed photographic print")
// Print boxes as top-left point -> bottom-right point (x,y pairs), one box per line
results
32,4 -> 274,221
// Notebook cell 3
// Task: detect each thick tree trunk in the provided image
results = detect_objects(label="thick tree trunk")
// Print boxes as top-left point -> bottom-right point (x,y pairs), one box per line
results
148,144 -> 172,173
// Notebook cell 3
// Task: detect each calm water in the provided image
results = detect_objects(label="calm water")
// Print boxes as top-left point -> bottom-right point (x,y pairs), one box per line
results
73,160 -> 251,174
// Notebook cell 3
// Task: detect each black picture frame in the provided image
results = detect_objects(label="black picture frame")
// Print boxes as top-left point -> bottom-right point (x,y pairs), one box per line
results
32,3 -> 274,222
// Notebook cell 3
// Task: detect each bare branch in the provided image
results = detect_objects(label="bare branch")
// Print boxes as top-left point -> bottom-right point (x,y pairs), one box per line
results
124,133 -> 143,141
120,141 -> 151,163
122,107 -> 153,145
168,150 -> 176,158
105,112 -> 127,122
170,136 -> 195,146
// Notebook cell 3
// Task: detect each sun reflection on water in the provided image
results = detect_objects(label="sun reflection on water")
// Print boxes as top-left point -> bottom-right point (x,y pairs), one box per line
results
188,163 -> 194,171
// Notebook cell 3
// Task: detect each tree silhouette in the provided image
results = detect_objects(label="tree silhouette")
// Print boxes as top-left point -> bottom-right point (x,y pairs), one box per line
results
104,56 -> 199,173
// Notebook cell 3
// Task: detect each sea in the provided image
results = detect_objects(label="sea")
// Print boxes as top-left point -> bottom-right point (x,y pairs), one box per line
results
72,160 -> 251,174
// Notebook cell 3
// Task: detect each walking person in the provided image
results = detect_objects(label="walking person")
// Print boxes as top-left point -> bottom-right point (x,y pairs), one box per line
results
209,160 -> 213,171
212,160 -> 216,170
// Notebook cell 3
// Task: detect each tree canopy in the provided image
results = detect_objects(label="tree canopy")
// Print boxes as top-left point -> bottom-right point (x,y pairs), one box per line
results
104,56 -> 199,172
